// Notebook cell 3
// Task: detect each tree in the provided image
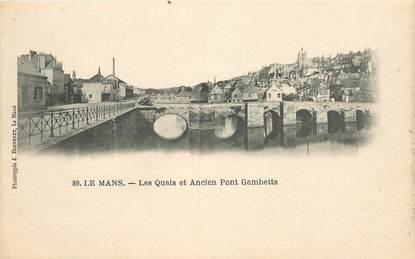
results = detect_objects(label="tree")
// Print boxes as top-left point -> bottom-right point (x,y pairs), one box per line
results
282,93 -> 299,101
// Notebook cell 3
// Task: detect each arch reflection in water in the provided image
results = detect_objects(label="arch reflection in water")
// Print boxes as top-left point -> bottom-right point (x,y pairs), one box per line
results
153,114 -> 187,140
296,109 -> 314,137
264,110 -> 281,137
327,110 -> 343,133
214,115 -> 239,139
264,111 -> 274,137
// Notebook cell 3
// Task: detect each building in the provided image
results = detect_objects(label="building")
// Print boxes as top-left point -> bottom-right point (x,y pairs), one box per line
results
105,74 -> 125,101
208,85 -> 225,103
316,88 -> 331,102
126,85 -> 134,98
176,89 -> 193,103
338,79 -> 364,102
176,85 -> 209,104
82,67 -> 111,103
118,81 -> 128,100
265,84 -> 283,102
103,58 -> 128,101
223,82 -> 233,101
297,47 -> 307,69
17,57 -> 48,111
332,72 -> 371,102
18,51 -> 65,106
89,67 -> 105,82
83,81 -> 111,103
82,58 -> 130,102
63,74 -> 75,104
192,83 -> 209,103
242,86 -> 259,102
37,52 -> 65,105
300,78 -> 331,101
79,58 -> 129,103
230,88 -> 243,103
72,72 -> 87,103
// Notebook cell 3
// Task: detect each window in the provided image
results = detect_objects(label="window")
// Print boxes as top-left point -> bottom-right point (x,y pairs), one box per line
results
268,93 -> 271,99
38,88 -> 43,100
277,93 -> 281,98
34,87 -> 38,100
33,87 -> 43,100
89,94 -> 92,99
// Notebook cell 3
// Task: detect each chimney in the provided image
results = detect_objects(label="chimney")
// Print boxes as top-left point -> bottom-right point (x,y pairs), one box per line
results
29,50 -> 37,59
112,57 -> 115,75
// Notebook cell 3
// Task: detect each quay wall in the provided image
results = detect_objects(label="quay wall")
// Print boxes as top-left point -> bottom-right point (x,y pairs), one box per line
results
43,108 -> 142,153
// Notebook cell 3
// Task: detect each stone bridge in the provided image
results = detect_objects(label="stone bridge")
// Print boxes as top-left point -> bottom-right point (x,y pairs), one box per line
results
36,101 -> 376,153
281,101 -> 376,125
138,103 -> 248,129
136,101 -> 376,149
138,101 -> 376,128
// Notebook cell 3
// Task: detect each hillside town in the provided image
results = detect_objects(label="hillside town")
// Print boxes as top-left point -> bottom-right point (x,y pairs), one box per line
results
17,51 -> 139,112
146,47 -> 376,105
17,47 -> 377,152
17,47 -> 375,113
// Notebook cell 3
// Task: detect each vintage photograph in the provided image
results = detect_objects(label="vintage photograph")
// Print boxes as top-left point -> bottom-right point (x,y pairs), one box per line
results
17,33 -> 377,154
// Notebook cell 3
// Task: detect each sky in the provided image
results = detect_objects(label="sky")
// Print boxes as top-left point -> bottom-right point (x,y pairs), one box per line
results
2,0 -> 395,88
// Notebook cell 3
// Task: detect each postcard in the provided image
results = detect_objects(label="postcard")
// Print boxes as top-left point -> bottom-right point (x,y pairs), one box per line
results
0,1 -> 414,258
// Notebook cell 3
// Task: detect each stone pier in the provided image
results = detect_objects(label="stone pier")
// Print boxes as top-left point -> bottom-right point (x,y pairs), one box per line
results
245,103 -> 265,150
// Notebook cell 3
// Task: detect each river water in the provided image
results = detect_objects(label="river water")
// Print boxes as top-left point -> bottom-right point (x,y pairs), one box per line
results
133,114 -> 373,155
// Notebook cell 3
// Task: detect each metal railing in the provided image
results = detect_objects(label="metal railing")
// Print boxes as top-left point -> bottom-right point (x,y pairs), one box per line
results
18,102 -> 136,148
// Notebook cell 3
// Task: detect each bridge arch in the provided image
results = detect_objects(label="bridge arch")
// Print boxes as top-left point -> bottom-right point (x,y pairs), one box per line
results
296,109 -> 314,137
214,114 -> 244,140
327,110 -> 343,133
264,110 -> 282,138
153,113 -> 188,140
152,106 -> 190,125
